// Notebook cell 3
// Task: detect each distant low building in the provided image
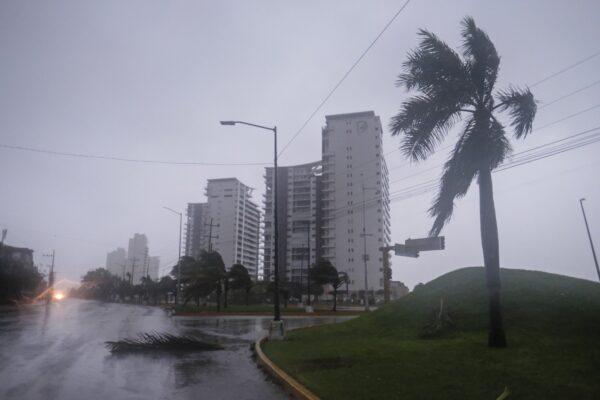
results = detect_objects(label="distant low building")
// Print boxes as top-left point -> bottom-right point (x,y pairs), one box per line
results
0,244 -> 34,268
389,280 -> 409,300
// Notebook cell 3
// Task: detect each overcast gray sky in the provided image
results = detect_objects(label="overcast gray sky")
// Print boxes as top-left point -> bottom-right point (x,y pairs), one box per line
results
1,0 -> 599,289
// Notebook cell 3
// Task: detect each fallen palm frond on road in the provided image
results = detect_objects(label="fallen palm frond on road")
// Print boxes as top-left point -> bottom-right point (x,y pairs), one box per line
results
106,332 -> 223,353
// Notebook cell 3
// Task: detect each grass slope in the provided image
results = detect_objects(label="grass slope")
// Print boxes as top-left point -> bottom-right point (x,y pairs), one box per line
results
263,267 -> 600,399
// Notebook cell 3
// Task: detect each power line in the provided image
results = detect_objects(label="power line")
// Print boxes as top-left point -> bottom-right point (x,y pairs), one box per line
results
533,103 -> 600,131
347,81 -> 600,193
277,0 -> 411,156
328,125 -> 600,219
538,79 -> 600,109
530,51 -> 600,87
0,143 -> 270,166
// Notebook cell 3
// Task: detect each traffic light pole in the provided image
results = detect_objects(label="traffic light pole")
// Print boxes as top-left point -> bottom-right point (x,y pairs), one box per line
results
380,246 -> 393,304
380,237 -> 445,303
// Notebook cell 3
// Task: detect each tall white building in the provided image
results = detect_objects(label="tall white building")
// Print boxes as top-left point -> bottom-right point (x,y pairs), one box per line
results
185,202 -> 209,259
106,247 -> 126,278
261,111 -> 391,295
263,161 -> 321,282
127,233 -> 149,284
321,111 -> 391,293
185,178 -> 260,279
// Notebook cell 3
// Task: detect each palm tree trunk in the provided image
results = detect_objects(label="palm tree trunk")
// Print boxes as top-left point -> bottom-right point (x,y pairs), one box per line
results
216,285 -> 221,312
478,167 -> 507,348
332,288 -> 337,312
224,279 -> 228,309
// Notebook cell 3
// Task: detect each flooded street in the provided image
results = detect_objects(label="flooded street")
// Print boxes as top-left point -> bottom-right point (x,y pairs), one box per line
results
0,299 -> 352,400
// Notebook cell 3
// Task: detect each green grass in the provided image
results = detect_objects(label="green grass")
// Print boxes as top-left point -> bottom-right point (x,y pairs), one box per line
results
263,267 -> 600,399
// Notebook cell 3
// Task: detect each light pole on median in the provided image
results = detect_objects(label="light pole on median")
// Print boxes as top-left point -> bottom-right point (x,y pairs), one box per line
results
579,198 -> 600,282
220,120 -> 282,324
163,206 -> 182,306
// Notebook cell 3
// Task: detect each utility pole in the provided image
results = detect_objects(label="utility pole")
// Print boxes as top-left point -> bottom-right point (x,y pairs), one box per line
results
579,198 -> 600,282
306,224 -> 311,307
119,263 -> 127,280
43,250 -> 55,304
361,184 -> 374,312
163,206 -> 183,305
130,256 -> 137,285
205,218 -> 220,252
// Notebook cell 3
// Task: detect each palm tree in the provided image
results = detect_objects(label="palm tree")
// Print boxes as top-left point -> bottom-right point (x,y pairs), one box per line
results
390,17 -> 537,348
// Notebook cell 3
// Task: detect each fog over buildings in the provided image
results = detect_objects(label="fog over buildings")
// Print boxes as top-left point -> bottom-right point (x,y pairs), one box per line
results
105,234 -> 159,283
1,1 -> 599,289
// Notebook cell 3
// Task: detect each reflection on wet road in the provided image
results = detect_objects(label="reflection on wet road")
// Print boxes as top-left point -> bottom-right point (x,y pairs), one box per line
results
0,299 -> 352,400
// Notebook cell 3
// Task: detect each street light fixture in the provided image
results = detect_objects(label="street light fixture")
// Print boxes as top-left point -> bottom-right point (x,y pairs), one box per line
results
163,206 -> 183,306
220,120 -> 283,333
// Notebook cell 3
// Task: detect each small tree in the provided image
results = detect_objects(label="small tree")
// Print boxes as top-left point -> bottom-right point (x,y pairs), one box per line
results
310,259 -> 338,306
331,271 -> 349,312
196,250 -> 226,311
228,264 -> 253,306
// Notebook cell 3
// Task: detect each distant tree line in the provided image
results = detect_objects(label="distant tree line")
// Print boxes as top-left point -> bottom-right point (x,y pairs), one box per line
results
73,249 -> 351,311
70,268 -> 176,305
0,245 -> 45,304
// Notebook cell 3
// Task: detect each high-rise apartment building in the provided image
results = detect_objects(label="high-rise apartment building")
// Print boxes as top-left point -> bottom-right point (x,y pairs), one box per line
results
321,111 -> 391,293
106,247 -> 126,278
127,233 -> 149,284
262,111 -> 390,294
185,178 -> 260,279
263,161 -> 321,282
147,256 -> 160,281
185,202 -> 209,259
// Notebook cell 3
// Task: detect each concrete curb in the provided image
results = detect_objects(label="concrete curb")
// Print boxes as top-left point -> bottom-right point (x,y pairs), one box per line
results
254,337 -> 320,400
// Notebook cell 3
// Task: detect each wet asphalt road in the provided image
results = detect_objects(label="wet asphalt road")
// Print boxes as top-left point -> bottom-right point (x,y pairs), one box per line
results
0,299 -> 351,400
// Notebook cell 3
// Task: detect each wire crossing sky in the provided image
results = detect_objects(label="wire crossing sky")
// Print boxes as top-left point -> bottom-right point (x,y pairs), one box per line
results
1,0 -> 599,289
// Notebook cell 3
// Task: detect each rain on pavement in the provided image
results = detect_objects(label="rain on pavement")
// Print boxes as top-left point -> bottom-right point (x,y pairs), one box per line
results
0,299 -> 352,400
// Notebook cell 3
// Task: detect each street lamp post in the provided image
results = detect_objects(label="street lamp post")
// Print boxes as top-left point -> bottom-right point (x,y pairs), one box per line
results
579,198 -> 600,282
305,165 -> 322,312
220,120 -> 283,333
163,207 -> 182,306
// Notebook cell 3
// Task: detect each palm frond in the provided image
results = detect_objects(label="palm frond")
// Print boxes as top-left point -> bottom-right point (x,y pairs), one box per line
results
488,118 -> 512,169
496,86 -> 537,138
390,95 -> 462,161
429,119 -> 479,236
461,16 -> 500,102
106,332 -> 223,353
398,29 -> 474,104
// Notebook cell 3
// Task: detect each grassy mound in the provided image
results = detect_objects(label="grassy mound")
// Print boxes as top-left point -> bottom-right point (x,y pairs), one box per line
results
263,267 -> 600,399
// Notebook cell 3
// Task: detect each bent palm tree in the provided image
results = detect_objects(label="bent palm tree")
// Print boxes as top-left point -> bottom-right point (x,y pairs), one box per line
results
390,17 -> 537,347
